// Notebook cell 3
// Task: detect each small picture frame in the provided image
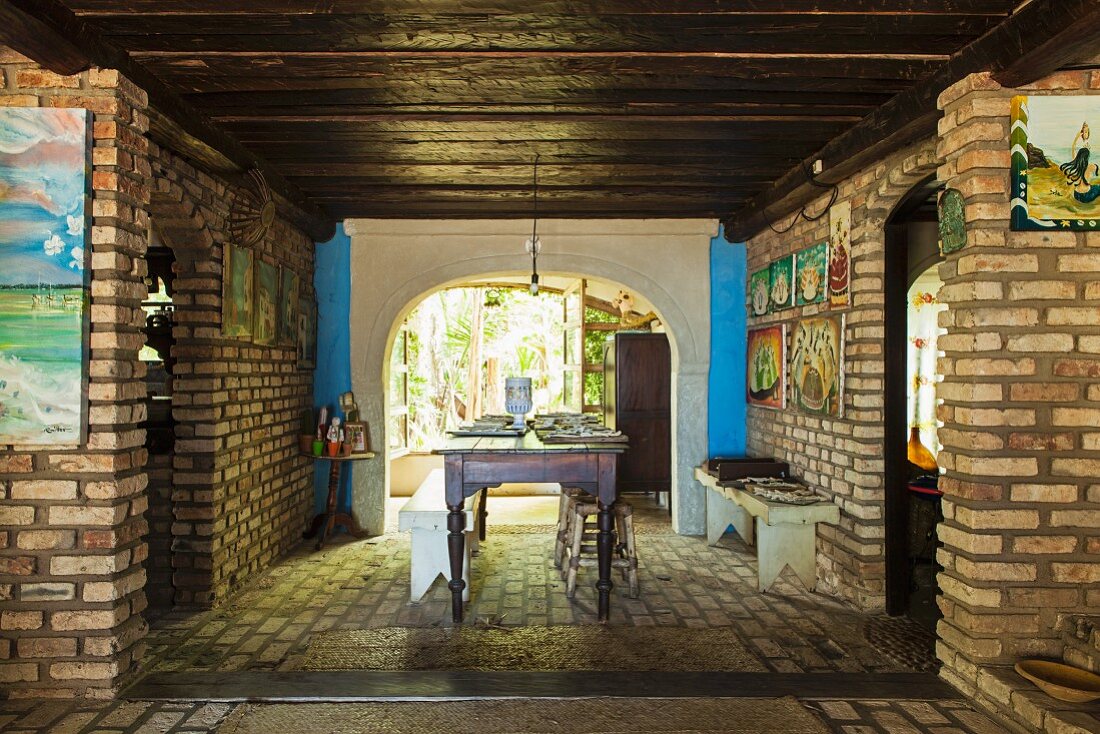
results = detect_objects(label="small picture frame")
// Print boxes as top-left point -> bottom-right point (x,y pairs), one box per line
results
344,421 -> 370,454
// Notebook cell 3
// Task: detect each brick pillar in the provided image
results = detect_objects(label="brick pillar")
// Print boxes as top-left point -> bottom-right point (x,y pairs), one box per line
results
936,71 -> 1100,730
0,54 -> 151,697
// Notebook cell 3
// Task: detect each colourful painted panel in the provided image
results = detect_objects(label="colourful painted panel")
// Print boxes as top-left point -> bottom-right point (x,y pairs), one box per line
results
747,325 -> 785,410
749,267 -> 770,317
795,241 -> 827,306
279,267 -> 299,346
297,296 -> 317,369
254,259 -> 279,346
1011,95 -> 1100,231
0,108 -> 91,446
768,254 -> 794,312
222,242 -> 253,338
828,200 -> 851,307
790,315 -> 844,417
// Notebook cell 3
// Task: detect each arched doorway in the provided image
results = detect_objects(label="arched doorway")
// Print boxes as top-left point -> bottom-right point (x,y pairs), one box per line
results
344,219 -> 716,538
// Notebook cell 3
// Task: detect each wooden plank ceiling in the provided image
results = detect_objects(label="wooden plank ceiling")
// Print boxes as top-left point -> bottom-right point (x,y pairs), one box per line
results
60,1 -> 1021,221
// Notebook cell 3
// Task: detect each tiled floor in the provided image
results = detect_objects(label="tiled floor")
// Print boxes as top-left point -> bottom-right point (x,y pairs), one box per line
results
0,496 -> 1010,734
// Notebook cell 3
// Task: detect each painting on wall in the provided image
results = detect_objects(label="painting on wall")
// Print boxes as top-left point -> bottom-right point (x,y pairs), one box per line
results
790,315 -> 844,417
279,267 -> 299,346
253,259 -> 280,346
0,108 -> 91,446
795,241 -> 827,307
1011,95 -> 1100,230
222,242 -> 253,338
749,267 -> 771,317
747,325 -> 786,410
769,254 -> 795,312
297,296 -> 317,370
828,200 -> 851,307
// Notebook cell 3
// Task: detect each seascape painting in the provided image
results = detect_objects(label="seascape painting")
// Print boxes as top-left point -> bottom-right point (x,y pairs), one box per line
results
828,200 -> 851,307
795,242 -> 827,307
1011,96 -> 1100,230
769,255 -> 795,312
747,325 -> 785,410
297,297 -> 316,370
279,267 -> 299,346
222,242 -> 253,338
0,108 -> 90,446
253,259 -> 279,346
749,267 -> 770,317
790,315 -> 844,418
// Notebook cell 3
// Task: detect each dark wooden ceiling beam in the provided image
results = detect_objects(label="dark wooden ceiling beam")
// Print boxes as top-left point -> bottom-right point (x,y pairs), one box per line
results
0,0 -> 335,242
991,3 -> 1100,87
722,0 -> 1098,242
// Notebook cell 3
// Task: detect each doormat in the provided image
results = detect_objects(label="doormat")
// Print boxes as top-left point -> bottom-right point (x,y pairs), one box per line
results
296,626 -> 767,672
218,697 -> 829,734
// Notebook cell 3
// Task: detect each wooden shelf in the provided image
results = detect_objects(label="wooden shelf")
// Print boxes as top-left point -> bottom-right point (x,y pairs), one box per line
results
301,451 -> 376,462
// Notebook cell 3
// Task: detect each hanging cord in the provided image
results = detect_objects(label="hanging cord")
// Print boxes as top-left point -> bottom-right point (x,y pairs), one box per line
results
760,159 -> 839,234
529,154 -> 540,291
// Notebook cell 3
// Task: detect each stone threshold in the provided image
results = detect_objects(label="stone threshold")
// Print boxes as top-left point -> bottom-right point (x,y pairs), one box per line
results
124,670 -> 958,703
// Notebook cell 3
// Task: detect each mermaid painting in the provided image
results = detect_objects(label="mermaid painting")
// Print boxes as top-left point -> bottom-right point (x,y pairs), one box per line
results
1060,122 -> 1100,203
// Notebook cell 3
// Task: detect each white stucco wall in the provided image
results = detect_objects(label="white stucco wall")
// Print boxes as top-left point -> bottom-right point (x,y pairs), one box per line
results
344,218 -> 717,536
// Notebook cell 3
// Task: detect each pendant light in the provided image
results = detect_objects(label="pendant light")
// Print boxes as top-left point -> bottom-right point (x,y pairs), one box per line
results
525,154 -> 541,295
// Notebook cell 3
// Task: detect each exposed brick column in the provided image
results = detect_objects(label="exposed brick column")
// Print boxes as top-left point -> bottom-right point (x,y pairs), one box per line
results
0,53 -> 151,697
936,70 -> 1100,731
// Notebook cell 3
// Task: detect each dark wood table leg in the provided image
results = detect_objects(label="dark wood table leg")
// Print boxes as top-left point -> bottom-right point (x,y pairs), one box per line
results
447,504 -> 466,623
315,459 -> 342,551
596,500 -> 615,622
478,489 -> 488,542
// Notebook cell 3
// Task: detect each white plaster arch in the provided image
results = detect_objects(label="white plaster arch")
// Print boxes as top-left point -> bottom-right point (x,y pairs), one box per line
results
345,219 -> 718,537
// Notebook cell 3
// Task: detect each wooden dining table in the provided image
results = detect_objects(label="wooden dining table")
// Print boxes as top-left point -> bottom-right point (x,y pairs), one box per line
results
434,431 -> 626,623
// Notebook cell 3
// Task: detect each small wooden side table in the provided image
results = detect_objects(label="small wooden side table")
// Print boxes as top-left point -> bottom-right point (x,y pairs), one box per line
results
302,451 -> 375,551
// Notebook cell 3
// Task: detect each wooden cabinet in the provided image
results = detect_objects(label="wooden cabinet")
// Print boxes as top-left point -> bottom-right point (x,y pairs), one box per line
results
603,332 -> 671,496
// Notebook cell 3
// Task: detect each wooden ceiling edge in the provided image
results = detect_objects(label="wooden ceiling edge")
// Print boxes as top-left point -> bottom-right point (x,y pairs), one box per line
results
0,0 -> 336,243
721,0 -> 1093,244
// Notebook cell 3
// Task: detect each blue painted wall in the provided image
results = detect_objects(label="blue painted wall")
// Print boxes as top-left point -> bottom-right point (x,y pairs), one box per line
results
313,224 -> 354,514
708,226 -> 748,457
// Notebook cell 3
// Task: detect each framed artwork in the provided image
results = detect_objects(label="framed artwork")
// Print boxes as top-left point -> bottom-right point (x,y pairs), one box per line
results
795,241 -> 827,306
747,325 -> 786,410
297,296 -> 317,369
0,108 -> 91,446
790,315 -> 845,417
828,200 -> 851,307
749,267 -> 770,317
938,188 -> 967,254
1011,95 -> 1100,231
344,421 -> 370,454
279,267 -> 299,346
768,254 -> 795,312
253,259 -> 280,346
222,242 -> 254,338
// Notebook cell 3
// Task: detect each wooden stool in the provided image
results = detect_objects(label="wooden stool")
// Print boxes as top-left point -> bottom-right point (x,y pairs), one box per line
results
563,501 -> 639,599
554,487 -> 584,569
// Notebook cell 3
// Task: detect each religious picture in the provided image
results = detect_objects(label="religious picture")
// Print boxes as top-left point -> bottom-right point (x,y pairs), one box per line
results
747,325 -> 786,410
828,200 -> 852,307
795,242 -> 827,307
254,259 -> 279,346
1011,96 -> 1100,230
0,108 -> 91,445
769,255 -> 795,312
790,315 -> 844,417
297,297 -> 317,369
279,267 -> 299,346
222,243 -> 253,338
749,267 -> 771,317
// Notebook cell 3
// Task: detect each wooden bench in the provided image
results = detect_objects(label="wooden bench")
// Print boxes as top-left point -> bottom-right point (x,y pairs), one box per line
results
398,469 -> 482,603
695,466 -> 840,593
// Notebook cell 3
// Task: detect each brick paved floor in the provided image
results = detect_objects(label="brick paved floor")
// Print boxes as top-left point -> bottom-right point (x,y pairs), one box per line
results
0,496 -> 1012,734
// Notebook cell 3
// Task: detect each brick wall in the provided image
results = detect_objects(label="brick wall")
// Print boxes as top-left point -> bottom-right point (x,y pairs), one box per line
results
743,141 -> 939,610
935,70 -> 1100,733
0,52 -> 318,696
0,53 -> 152,698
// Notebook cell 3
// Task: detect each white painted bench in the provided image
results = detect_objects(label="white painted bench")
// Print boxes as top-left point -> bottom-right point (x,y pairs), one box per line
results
695,466 -> 840,593
398,469 -> 482,603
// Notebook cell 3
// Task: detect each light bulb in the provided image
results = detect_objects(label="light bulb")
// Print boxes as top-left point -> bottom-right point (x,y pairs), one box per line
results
530,273 -> 539,295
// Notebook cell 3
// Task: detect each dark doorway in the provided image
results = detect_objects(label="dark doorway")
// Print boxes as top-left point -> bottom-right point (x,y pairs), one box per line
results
884,176 -> 945,630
